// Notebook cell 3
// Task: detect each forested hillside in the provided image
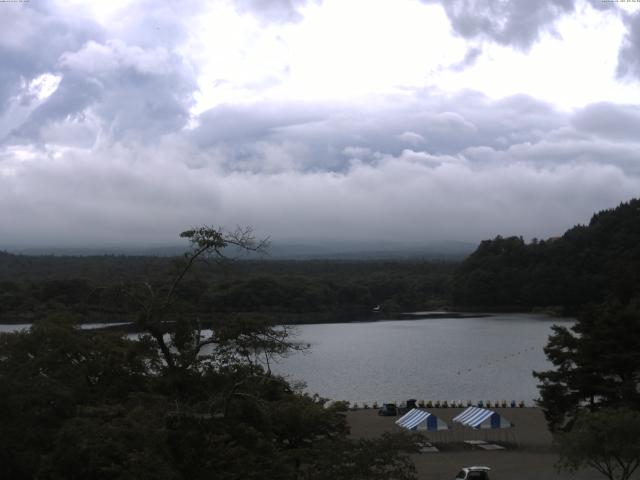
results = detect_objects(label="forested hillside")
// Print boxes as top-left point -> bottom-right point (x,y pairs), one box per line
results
0,253 -> 454,324
452,198 -> 640,311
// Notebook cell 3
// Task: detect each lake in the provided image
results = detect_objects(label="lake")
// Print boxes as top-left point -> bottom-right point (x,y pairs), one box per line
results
0,313 -> 569,405
270,313 -> 571,405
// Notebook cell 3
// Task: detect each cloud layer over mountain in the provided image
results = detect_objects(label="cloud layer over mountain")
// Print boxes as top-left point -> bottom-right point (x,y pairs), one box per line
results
1,0 -> 639,247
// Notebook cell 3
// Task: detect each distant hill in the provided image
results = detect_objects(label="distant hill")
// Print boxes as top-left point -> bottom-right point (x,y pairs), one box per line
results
0,247 -> 457,324
452,198 -> 640,311
265,240 -> 475,260
3,246 -> 189,257
4,240 -> 476,261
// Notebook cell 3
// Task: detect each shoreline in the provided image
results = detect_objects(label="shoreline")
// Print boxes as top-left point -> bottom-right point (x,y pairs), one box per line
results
0,305 -> 578,327
0,309 -> 573,330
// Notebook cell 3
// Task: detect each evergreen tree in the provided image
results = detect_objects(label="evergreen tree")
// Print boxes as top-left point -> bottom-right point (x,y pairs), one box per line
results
534,301 -> 640,431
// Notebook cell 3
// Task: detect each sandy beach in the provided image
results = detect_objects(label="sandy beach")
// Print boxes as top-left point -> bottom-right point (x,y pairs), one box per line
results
347,408 -> 609,480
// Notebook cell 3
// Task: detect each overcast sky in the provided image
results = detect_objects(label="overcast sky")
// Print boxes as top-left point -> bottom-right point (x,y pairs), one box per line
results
2,0 -> 640,248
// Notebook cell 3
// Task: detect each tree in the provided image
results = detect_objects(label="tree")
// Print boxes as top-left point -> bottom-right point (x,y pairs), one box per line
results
534,301 -> 640,431
452,198 -> 640,310
0,314 -> 156,480
556,407 -> 640,480
0,226 -> 419,480
299,433 -> 418,480
115,225 -> 270,372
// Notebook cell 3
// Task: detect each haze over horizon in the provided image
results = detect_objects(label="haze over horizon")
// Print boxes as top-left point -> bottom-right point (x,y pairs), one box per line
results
2,0 -> 640,248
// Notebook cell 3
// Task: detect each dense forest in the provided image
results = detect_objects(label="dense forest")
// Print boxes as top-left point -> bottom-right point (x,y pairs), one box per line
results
3,198 -> 640,325
0,252 -> 454,324
0,228 -> 419,480
452,198 -> 640,312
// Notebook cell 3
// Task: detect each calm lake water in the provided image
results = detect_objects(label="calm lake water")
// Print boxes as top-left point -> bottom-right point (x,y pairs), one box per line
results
0,314 -> 569,404
271,314 -> 572,404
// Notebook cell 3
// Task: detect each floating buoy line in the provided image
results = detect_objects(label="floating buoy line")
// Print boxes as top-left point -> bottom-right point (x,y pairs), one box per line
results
455,346 -> 538,376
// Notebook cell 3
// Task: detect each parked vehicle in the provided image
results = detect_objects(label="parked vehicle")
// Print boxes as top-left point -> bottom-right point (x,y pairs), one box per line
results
378,403 -> 398,416
455,466 -> 490,479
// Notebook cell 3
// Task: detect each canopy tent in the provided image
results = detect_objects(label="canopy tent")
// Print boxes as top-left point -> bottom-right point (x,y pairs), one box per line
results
395,408 -> 449,431
452,406 -> 512,429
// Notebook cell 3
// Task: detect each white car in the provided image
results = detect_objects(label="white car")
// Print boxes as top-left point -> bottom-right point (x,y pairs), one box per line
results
455,466 -> 491,480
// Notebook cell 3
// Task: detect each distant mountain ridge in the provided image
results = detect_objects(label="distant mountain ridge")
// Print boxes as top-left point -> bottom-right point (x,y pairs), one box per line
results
3,240 -> 476,260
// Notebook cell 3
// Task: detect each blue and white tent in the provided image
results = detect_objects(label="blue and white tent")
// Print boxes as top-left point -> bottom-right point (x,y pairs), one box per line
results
452,406 -> 512,429
395,408 -> 449,431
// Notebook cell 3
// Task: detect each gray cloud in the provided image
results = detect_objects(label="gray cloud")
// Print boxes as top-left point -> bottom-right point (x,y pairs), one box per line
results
618,11 -> 640,80
398,131 -> 426,146
233,0 -> 321,23
189,91 -> 565,173
0,2 -> 100,116
230,0 -> 611,45
1,2 -> 199,146
7,74 -> 101,144
191,102 -> 328,147
449,47 -> 483,72
2,87 -> 640,247
418,0 -> 621,74
572,102 -> 640,141
1,0 -> 640,249
421,0 -> 576,51
2,135 -> 637,248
